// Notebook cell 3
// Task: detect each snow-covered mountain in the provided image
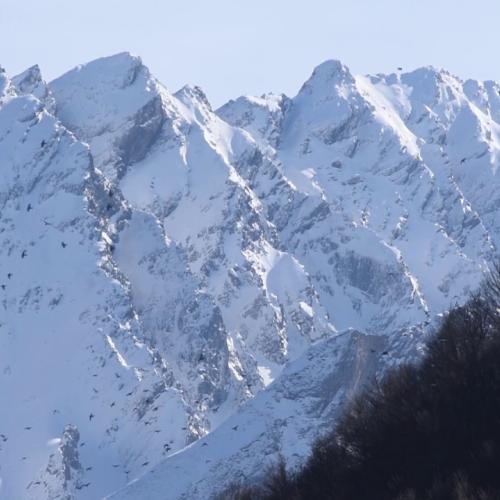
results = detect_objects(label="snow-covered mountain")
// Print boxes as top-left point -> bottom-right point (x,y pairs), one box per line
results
0,53 -> 498,500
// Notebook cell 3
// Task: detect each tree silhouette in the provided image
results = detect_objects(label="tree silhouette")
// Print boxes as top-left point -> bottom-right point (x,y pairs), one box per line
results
220,266 -> 500,500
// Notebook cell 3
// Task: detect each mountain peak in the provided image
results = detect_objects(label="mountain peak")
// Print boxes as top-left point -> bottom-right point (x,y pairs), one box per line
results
49,51 -> 164,177
299,59 -> 354,96
11,64 -> 56,111
175,84 -> 212,112
312,58 -> 350,77
403,65 -> 449,82
51,52 -> 147,92
12,64 -> 42,91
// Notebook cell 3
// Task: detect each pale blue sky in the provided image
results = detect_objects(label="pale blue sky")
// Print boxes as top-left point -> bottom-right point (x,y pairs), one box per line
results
1,0 -> 498,106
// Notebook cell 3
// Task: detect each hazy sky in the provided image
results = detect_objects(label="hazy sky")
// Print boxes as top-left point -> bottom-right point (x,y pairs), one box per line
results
1,0 -> 498,106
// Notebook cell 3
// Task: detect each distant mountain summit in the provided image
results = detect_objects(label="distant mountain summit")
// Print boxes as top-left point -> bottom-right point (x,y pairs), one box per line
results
0,53 -> 498,499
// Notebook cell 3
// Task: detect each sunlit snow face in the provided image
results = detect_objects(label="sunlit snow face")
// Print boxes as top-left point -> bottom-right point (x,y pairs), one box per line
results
2,49 -> 500,500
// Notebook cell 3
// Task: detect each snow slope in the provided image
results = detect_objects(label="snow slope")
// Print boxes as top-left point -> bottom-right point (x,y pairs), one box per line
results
111,326 -> 426,500
0,54 -> 498,499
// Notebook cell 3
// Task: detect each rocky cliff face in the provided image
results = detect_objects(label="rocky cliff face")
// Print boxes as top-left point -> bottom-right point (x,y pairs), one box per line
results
0,53 -> 497,499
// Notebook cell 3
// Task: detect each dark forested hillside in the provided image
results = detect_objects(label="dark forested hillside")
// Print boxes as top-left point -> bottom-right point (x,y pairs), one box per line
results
222,268 -> 500,500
